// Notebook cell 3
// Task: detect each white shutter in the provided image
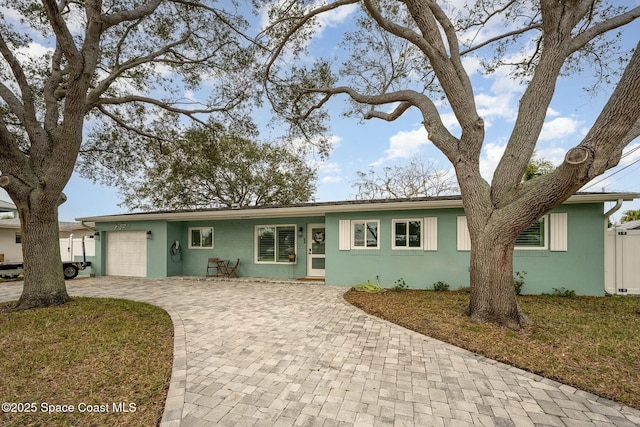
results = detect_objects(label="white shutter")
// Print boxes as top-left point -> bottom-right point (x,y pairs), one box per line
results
338,219 -> 351,251
457,216 -> 471,251
424,217 -> 438,251
549,213 -> 568,251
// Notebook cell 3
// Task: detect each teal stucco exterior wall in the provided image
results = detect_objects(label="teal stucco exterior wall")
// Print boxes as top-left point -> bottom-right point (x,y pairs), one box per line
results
178,216 -> 324,279
94,216 -> 324,279
512,203 -> 605,295
93,220 -> 170,278
325,208 -> 471,289
324,203 -> 606,296
91,203 -> 606,295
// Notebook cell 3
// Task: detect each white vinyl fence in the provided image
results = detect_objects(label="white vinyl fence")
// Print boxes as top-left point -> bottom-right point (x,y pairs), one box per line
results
605,229 -> 640,295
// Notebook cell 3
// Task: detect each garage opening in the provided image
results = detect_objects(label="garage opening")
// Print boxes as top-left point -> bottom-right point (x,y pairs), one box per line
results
106,231 -> 147,277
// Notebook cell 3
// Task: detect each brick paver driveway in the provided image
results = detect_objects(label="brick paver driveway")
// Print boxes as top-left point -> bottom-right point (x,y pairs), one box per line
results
1,277 -> 639,427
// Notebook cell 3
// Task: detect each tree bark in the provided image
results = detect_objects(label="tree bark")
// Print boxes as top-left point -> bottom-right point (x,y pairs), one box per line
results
467,233 -> 530,330
13,194 -> 70,310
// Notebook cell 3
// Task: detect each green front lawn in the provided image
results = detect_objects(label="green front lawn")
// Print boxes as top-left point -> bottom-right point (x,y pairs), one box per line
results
0,297 -> 173,426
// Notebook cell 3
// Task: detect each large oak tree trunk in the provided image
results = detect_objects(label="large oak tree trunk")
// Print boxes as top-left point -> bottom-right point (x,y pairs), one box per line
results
467,231 -> 531,330
14,194 -> 70,310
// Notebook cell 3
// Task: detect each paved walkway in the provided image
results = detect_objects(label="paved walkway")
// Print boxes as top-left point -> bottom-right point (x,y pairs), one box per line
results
1,277 -> 639,427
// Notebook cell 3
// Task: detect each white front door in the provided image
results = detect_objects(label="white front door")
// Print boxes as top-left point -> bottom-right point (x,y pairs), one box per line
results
307,224 -> 326,277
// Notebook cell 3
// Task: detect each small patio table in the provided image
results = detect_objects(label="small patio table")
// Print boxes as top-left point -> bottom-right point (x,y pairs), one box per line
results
215,259 -> 231,277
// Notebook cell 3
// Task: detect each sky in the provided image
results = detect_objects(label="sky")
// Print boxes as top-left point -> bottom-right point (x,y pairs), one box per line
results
1,1 -> 639,223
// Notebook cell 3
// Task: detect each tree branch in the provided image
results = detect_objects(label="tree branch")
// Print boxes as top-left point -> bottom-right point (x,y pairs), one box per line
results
460,24 -> 542,56
265,0 -> 359,81
96,95 -> 238,118
172,0 -> 268,51
87,32 -> 192,106
569,6 -> 640,54
43,45 -> 65,133
0,34 -> 38,129
102,0 -> 163,30
362,0 -> 432,61
327,86 -> 459,157
41,0 -> 79,59
96,105 -> 176,143
491,1 -> 585,202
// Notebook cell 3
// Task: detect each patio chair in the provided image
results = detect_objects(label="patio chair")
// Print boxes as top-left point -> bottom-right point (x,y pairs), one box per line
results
206,258 -> 220,277
226,258 -> 240,278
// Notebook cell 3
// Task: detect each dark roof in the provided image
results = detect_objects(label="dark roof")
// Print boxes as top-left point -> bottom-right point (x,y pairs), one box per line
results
0,218 -> 91,231
127,194 -> 465,216
77,191 -> 640,223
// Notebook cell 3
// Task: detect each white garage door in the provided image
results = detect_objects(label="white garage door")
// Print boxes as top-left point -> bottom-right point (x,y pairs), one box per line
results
106,231 -> 147,277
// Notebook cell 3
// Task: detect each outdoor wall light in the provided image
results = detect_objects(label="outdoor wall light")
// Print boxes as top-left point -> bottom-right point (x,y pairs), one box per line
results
94,231 -> 100,239
146,230 -> 152,239
298,226 -> 304,237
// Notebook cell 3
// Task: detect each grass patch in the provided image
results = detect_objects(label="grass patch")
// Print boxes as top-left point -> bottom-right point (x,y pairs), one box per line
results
344,289 -> 640,409
0,297 -> 173,426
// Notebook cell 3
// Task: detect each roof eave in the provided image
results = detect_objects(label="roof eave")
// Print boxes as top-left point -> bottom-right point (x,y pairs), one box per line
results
76,192 -> 640,223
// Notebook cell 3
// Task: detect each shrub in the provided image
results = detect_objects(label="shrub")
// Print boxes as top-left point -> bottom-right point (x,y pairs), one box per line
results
393,278 -> 409,291
514,271 -> 527,295
551,287 -> 576,297
432,281 -> 450,292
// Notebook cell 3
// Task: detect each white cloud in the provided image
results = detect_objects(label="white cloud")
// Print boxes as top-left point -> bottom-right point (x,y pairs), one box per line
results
547,107 -> 561,117
440,112 -> 461,134
319,161 -> 341,175
535,146 -> 566,165
490,66 -> 526,96
475,92 -> 516,121
538,117 -> 582,142
16,42 -> 52,61
320,175 -> 343,184
370,127 -> 430,166
316,4 -> 358,33
480,141 -> 506,181
461,56 -> 482,76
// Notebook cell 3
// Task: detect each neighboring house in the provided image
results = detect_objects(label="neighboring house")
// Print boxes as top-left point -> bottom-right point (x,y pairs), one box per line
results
0,199 -> 18,219
618,219 -> 640,230
0,199 -> 94,264
77,192 -> 639,296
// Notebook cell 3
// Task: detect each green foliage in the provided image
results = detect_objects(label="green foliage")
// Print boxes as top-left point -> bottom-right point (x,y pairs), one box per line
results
392,278 -> 409,291
115,124 -> 317,211
514,271 -> 527,295
621,209 -> 640,223
523,157 -> 555,181
432,281 -> 450,292
352,279 -> 386,293
550,287 -> 577,298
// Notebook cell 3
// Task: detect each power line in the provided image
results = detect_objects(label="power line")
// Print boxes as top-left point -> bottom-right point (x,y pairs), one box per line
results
582,146 -> 640,191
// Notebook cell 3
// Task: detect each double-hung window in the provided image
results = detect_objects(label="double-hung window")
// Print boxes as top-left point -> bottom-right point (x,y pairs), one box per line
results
256,225 -> 296,263
189,227 -> 214,249
351,220 -> 379,249
392,219 -> 422,249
